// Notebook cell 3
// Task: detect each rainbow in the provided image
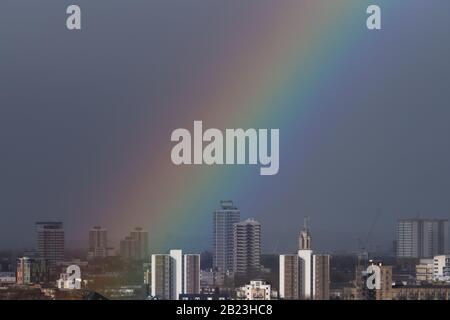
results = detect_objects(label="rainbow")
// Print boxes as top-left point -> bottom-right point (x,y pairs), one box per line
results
96,1 -> 396,252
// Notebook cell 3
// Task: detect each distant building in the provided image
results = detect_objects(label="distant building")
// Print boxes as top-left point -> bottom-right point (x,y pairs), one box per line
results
396,219 -> 449,259
313,254 -> 330,300
120,236 -> 138,259
279,254 -> 299,300
36,222 -> 64,277
340,265 -> 450,300
179,293 -> 229,300
200,269 -> 227,288
130,227 -> 149,259
0,272 -> 16,284
88,226 -> 108,258
120,228 -> 149,260
237,280 -> 272,300
143,262 -> 151,296
16,257 -> 51,285
416,259 -> 434,283
213,201 -> 240,273
433,255 -> 450,282
184,254 -> 200,294
392,284 -> 450,300
233,218 -> 261,276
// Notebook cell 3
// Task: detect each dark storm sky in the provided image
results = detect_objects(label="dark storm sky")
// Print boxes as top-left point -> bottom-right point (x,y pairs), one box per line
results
0,1 -> 450,253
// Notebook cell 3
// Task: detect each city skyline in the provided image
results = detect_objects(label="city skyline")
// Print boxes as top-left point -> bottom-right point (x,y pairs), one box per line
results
1,213 -> 449,261
2,200 -> 450,300
1,210 -> 450,255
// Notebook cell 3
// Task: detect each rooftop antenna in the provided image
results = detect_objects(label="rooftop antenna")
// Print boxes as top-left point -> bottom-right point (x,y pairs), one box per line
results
303,216 -> 310,231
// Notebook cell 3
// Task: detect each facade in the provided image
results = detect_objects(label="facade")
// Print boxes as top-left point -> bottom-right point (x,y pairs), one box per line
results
200,269 -> 227,288
16,257 -> 32,285
392,285 -> 450,300
170,249 -> 183,300
213,201 -> 240,273
416,259 -> 434,283
88,226 -> 108,258
179,293 -> 229,300
396,219 -> 448,258
279,254 -> 299,299
0,272 -> 16,284
313,254 -> 331,300
238,280 -> 272,300
376,266 -> 393,300
184,254 -> 200,294
433,255 -> 450,281
151,250 -> 201,300
36,222 -> 64,277
233,218 -> 261,276
151,254 -> 171,299
16,257 -> 51,285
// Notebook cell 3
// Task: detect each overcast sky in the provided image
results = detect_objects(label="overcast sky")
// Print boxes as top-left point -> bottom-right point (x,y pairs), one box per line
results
1,1 -> 450,253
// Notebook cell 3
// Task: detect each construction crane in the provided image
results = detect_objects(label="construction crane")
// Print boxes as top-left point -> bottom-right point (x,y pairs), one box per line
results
357,208 -> 382,269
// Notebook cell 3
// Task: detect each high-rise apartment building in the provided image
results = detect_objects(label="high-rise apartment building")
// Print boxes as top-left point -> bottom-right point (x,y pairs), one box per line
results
397,219 -> 449,258
151,250 -> 201,300
184,254 -> 200,294
233,218 -> 261,276
120,227 -> 149,260
279,218 -> 331,300
89,226 -> 108,258
131,227 -> 149,259
36,222 -> 64,276
170,249 -> 183,300
213,201 -> 240,273
16,257 -> 32,285
120,236 -> 138,259
279,254 -> 299,300
313,254 -> 330,300
151,254 -> 171,299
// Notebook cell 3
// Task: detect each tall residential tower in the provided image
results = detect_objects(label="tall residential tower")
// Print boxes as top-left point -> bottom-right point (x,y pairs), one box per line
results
233,218 -> 261,276
397,219 -> 449,258
213,201 -> 240,273
36,222 -> 64,277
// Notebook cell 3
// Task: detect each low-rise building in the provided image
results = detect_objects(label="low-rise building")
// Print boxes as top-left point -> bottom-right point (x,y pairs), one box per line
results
392,285 -> 450,300
236,280 -> 274,300
433,255 -> 450,282
416,259 -> 434,283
